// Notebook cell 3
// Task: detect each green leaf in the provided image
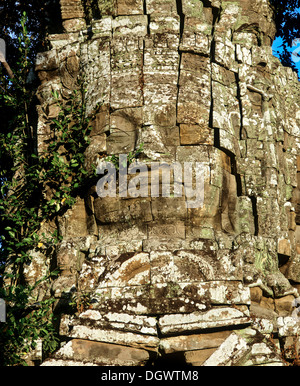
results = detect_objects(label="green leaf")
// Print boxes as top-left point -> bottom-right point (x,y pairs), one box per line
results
22,238 -> 32,243
52,90 -> 59,100
8,231 -> 15,238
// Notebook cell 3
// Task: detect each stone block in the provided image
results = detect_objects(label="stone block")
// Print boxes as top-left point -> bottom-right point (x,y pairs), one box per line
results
143,42 -> 179,127
212,80 -> 240,135
23,251 -> 50,291
106,107 -> 142,154
137,125 -> 178,162
111,37 -> 144,71
185,225 -> 215,240
148,248 -> 243,283
180,30 -> 211,54
41,359 -> 97,366
176,145 -> 211,163
283,336 -> 300,361
96,281 -> 249,315
185,348 -> 217,366
111,71 -> 143,110
98,223 -> 147,245
158,308 -> 250,335
180,124 -> 214,145
149,15 -> 180,35
54,339 -> 150,366
112,15 -> 148,36
116,0 -> 144,15
62,18 -> 86,32
250,287 -> 263,304
274,295 -> 295,316
35,51 -> 59,72
187,183 -> 220,219
61,199 -> 88,238
236,196 -> 255,235
297,155 -> 300,172
143,237 -> 211,253
160,331 -> 232,354
278,238 -> 292,257
105,240 -> 143,257
243,342 -> 283,366
60,0 -> 85,20
177,54 -> 211,125
143,92 -> 178,127
202,333 -> 249,366
214,39 -> 236,71
146,0 -> 177,15
151,196 -> 187,221
219,128 -> 240,155
94,197 -> 153,224
147,222 -> 185,239
84,136 -> 107,171
79,310 -> 158,335
77,257 -> 106,292
67,323 -> 160,351
97,252 -> 151,288
56,241 -> 79,275
172,250 -> 214,281
260,297 -> 275,312
51,275 -> 76,298
90,106 -> 110,137
220,170 -> 238,234
287,250 -> 300,283
278,316 -> 300,337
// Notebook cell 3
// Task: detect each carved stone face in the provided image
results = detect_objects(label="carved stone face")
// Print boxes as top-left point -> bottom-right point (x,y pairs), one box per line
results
66,0 -> 298,309
34,0 -> 300,365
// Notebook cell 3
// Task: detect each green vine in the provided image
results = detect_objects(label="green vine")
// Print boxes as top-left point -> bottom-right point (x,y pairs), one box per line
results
104,143 -> 144,171
0,12 -> 95,365
39,88 -> 93,218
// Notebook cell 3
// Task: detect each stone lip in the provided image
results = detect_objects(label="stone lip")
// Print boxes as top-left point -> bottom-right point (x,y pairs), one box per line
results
44,339 -> 150,366
158,307 -> 251,335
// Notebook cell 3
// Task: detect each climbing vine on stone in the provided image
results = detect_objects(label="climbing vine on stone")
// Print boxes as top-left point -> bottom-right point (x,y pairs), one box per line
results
0,12 -> 95,365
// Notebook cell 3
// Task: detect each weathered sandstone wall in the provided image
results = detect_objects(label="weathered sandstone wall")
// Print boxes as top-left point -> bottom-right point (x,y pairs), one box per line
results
29,0 -> 300,365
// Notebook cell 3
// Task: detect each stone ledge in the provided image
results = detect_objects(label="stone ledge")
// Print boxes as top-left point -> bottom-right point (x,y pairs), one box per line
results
50,339 -> 150,366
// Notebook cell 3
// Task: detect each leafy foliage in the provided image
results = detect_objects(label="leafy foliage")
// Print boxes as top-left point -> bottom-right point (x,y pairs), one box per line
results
104,143 -> 144,170
271,0 -> 300,75
0,13 -> 94,365
0,280 -> 59,366
0,0 -> 62,63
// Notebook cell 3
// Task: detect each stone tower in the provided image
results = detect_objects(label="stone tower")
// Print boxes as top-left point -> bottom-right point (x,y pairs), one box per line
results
30,0 -> 300,365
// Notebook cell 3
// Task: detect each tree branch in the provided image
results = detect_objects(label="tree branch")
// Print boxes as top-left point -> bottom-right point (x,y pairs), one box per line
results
0,56 -> 14,79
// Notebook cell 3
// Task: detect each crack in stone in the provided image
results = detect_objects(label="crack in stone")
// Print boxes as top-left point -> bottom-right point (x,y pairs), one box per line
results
143,0 -> 150,35
250,195 -> 259,236
235,71 -> 244,141
176,0 -> 185,43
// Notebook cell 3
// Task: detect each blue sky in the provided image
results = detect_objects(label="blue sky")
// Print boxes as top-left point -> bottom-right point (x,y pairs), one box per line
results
272,4 -> 300,78
273,36 -> 300,76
